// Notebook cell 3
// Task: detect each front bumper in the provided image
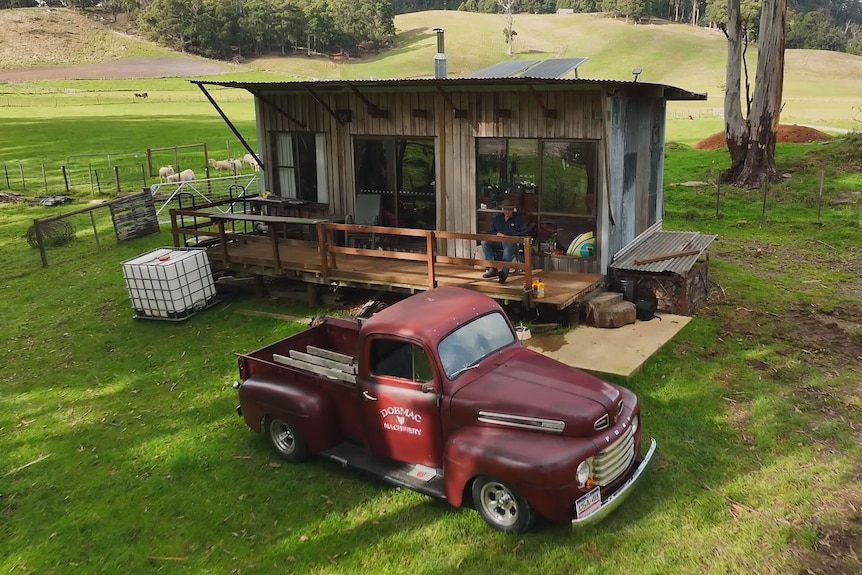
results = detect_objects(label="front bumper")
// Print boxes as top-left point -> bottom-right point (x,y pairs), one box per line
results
571,437 -> 657,527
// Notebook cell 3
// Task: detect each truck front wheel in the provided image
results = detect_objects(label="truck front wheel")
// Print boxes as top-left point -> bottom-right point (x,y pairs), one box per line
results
264,415 -> 308,462
472,476 -> 535,533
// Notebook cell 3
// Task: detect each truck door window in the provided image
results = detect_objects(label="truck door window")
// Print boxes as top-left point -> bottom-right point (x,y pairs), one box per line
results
371,339 -> 434,384
438,312 -> 515,379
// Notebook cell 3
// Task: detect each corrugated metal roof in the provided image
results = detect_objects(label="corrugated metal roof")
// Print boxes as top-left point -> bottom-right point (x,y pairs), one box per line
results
521,58 -> 589,79
611,229 -> 717,274
466,60 -> 538,78
191,77 -> 707,101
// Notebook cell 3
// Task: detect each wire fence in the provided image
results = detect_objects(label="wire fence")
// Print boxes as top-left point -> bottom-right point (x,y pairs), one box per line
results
2,142 -> 258,198
150,174 -> 260,223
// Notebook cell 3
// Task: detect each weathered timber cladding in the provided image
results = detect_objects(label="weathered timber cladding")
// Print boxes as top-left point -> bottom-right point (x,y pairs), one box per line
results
263,88 -> 604,261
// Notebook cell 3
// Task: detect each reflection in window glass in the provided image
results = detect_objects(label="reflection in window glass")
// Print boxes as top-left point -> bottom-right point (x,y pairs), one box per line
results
371,339 -> 433,383
438,312 -> 515,379
273,132 -> 328,203
541,141 -> 595,216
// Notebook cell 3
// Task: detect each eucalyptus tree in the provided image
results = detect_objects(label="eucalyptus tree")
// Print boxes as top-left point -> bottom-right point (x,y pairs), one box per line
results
722,0 -> 789,187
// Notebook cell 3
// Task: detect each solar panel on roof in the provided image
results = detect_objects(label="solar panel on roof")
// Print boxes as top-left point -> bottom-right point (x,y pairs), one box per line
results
465,60 -> 538,79
520,58 -> 589,79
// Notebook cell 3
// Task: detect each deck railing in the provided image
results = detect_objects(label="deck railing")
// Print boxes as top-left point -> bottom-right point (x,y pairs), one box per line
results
169,207 -> 535,290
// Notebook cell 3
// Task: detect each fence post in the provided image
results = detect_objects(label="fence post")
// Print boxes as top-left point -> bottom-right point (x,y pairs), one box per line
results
62,165 -> 70,193
19,163 -> 25,191
817,170 -> 825,224
94,169 -> 102,194
714,178 -> 721,218
114,166 -> 121,196
141,164 -> 147,189
34,219 -> 48,267
42,163 -> 48,194
761,180 -> 768,217
4,165 -> 9,189
90,211 -> 100,248
89,164 -> 94,195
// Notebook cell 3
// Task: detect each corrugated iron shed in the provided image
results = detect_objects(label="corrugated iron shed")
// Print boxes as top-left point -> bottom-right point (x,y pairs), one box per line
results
611,229 -> 717,275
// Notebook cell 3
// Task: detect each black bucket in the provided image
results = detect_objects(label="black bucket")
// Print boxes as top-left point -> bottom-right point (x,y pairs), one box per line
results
617,278 -> 636,303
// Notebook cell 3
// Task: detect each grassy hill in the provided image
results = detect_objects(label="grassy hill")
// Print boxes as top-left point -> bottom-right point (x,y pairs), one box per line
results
1,8 -> 860,138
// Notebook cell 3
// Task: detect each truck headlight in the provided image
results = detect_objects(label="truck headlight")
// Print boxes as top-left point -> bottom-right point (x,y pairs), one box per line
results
576,460 -> 592,486
631,414 -> 639,433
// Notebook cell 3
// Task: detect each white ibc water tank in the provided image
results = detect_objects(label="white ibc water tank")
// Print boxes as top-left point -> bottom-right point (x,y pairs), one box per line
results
122,248 -> 216,320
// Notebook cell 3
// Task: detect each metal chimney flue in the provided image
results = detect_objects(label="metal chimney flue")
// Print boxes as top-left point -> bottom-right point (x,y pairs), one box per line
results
433,27 -> 447,79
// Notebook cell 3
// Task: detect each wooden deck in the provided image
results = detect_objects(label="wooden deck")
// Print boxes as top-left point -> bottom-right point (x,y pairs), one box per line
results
170,201 -> 603,309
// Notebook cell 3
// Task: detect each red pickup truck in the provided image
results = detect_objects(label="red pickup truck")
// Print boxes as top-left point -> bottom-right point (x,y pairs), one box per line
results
233,286 -> 655,533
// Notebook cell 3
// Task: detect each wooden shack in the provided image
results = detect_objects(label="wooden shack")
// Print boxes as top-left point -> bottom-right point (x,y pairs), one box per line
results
192,69 -> 706,284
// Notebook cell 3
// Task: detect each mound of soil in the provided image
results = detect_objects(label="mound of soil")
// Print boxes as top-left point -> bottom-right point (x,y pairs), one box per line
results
693,124 -> 833,150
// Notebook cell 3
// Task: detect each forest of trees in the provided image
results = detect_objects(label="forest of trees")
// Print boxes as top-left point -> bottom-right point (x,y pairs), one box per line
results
1,0 -> 861,58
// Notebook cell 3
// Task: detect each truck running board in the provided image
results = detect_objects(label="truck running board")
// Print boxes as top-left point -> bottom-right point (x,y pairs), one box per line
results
320,442 -> 447,500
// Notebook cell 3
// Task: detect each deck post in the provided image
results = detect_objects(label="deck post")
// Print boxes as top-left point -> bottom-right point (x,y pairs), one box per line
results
306,282 -> 320,307
170,211 -> 180,247
523,237 -> 533,287
218,220 -> 229,265
317,224 -> 330,281
426,231 -> 436,287
268,224 -> 280,273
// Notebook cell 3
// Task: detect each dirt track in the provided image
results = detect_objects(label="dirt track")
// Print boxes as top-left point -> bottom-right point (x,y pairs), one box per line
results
0,57 -> 233,82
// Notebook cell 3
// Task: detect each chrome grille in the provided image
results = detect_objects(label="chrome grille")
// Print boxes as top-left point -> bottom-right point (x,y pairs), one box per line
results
593,423 -> 636,485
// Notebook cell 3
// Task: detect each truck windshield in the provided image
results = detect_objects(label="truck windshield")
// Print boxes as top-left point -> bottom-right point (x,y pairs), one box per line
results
438,312 -> 515,379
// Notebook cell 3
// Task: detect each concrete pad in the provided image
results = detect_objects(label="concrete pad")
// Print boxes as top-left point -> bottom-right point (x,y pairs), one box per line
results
523,314 -> 691,379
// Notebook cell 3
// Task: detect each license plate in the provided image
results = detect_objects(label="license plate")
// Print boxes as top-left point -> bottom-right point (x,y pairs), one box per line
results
575,487 -> 602,519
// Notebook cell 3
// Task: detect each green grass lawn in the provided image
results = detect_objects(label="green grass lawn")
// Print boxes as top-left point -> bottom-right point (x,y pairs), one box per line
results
2,129 -> 861,573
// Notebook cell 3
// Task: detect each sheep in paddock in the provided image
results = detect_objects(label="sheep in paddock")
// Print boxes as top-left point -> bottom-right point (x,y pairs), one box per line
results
166,169 -> 195,183
242,153 -> 260,172
158,165 -> 175,182
230,158 -> 243,172
207,158 -> 238,173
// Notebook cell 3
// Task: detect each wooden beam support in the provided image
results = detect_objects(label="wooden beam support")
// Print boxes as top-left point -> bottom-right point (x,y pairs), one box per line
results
527,84 -> 556,119
305,87 -> 345,126
349,85 -> 388,118
634,248 -> 702,265
195,83 -> 262,168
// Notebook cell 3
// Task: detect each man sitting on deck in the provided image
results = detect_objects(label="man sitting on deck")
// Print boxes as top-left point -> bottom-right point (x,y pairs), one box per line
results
481,204 -> 530,285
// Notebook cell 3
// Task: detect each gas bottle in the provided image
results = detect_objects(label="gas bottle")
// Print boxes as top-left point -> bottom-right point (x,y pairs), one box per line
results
534,278 -> 545,299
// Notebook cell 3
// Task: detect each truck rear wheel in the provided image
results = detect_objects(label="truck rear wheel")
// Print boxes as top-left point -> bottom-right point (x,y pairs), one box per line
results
264,415 -> 308,462
472,476 -> 535,534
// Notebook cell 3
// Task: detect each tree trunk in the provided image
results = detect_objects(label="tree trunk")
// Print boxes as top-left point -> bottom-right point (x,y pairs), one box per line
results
721,0 -> 788,188
736,0 -> 787,187
722,0 -> 749,183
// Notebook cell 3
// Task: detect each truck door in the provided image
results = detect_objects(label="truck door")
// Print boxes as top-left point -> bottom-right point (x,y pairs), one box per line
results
360,337 -> 443,468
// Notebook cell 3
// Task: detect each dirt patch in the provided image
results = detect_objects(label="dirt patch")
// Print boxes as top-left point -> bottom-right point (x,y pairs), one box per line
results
0,57 -> 233,82
693,125 -> 834,150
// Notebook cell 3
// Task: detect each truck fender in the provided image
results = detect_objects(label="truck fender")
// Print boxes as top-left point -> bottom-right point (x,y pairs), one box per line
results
443,426 -> 593,511
238,376 -> 340,453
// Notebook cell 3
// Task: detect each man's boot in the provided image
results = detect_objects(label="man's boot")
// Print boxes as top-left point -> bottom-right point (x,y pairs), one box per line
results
482,267 -> 498,278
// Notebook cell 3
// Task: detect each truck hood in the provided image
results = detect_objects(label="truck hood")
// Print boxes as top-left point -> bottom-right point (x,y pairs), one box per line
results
450,346 -> 624,437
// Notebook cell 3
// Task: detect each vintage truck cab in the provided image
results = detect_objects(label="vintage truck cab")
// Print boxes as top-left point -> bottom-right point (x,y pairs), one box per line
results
234,286 -> 655,533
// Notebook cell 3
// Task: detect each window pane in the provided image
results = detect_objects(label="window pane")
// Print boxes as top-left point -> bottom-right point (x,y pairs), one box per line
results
438,312 -> 514,379
274,132 -> 328,203
371,339 -> 433,383
295,133 -> 317,203
541,141 -> 596,216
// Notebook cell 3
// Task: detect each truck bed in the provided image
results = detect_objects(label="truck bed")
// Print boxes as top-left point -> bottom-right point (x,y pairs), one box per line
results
243,316 -> 362,376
